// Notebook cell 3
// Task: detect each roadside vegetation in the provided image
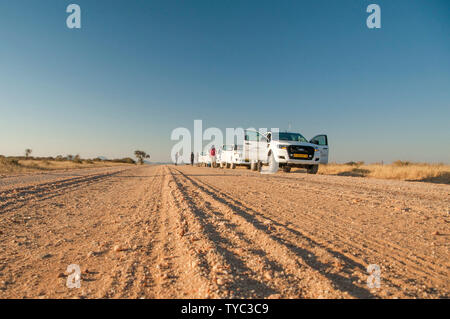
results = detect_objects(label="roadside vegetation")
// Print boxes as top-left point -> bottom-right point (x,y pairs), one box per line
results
0,153 -> 137,176
134,150 -> 150,165
316,161 -> 450,184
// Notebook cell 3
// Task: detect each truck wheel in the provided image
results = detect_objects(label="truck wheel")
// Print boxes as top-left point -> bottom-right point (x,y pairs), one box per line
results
257,161 -> 262,172
251,162 -> 257,171
231,163 -> 236,169
307,165 -> 319,174
283,166 -> 291,173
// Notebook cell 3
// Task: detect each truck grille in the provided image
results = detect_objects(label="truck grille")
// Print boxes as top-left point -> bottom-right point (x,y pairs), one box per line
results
287,145 -> 315,160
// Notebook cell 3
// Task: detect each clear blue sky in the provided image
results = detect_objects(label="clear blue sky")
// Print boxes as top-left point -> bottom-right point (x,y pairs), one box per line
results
0,0 -> 449,163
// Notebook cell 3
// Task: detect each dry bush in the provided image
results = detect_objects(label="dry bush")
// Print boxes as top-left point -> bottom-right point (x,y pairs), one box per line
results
318,162 -> 450,184
0,157 -> 24,174
392,160 -> 411,167
0,157 -> 132,175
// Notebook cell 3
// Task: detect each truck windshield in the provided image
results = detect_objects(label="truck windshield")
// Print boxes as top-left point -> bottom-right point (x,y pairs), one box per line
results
278,132 -> 308,142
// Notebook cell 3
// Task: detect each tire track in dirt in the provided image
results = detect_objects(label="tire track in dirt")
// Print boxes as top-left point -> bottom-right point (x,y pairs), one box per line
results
171,167 -> 372,298
165,167 -> 281,298
266,173 -> 447,202
0,166 -> 160,298
96,166 -> 179,299
212,174 -> 448,284
104,166 -> 163,298
170,168 -> 318,298
0,168 -> 131,215
148,166 -> 227,298
179,167 -> 449,298
222,173 -> 450,284
132,166 -> 166,298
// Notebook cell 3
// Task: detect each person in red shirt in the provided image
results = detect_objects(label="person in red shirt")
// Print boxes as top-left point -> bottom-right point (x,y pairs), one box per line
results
210,146 -> 216,168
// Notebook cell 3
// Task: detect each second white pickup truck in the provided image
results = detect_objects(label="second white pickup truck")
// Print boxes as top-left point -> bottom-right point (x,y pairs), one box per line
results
197,152 -> 211,167
218,144 -> 247,169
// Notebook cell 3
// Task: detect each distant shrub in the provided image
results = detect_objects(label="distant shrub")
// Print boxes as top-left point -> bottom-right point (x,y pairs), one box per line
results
84,159 -> 94,164
0,158 -> 20,166
93,157 -> 103,162
111,157 -> 136,164
393,160 -> 411,167
134,150 -> 150,165
55,155 -> 65,161
73,155 -> 82,164
25,148 -> 32,158
345,161 -> 364,166
13,156 -> 34,160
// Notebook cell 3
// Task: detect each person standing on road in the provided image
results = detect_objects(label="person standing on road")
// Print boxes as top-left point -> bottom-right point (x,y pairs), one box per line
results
175,152 -> 178,166
190,152 -> 194,166
210,145 -> 216,168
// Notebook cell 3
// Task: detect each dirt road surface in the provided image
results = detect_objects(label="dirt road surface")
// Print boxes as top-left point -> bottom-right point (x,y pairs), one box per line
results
0,165 -> 448,299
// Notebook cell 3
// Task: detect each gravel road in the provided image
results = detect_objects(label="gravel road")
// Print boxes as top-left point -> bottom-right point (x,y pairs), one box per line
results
0,165 -> 448,298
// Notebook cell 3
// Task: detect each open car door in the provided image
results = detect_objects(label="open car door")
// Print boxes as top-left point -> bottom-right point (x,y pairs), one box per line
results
310,134 -> 329,164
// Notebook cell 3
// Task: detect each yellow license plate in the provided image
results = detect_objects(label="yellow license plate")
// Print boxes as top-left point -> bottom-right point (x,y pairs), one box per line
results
293,154 -> 308,158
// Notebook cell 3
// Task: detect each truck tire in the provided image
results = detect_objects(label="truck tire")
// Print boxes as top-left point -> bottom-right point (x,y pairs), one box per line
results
257,161 -> 262,172
251,162 -> 257,171
231,163 -> 236,169
307,165 -> 319,174
283,166 -> 291,173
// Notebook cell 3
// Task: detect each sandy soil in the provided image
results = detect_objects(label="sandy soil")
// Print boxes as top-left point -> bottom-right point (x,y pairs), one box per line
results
0,165 -> 448,299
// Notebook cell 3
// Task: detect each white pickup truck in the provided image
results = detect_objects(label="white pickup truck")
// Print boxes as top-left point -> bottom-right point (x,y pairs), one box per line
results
222,130 -> 328,174
197,152 -> 211,167
218,144 -> 247,169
